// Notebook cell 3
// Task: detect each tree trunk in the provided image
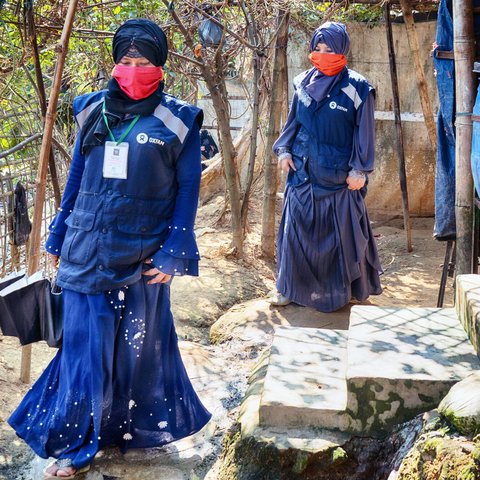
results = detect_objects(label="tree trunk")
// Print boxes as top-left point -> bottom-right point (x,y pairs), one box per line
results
240,2 -> 262,231
203,61 -> 243,256
26,3 -> 62,209
261,9 -> 289,259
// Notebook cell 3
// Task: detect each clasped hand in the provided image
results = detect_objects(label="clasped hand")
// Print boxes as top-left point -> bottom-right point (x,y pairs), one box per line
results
142,259 -> 172,284
346,174 -> 366,190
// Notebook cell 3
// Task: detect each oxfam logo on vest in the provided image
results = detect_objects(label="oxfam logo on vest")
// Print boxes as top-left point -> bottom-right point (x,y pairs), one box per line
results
136,133 -> 166,146
137,133 -> 148,144
329,101 -> 337,110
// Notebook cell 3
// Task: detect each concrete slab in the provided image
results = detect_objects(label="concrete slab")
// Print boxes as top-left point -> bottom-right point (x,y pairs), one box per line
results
235,344 -> 353,479
346,306 -> 480,433
239,347 -> 352,454
259,326 -> 349,431
456,274 -> 480,357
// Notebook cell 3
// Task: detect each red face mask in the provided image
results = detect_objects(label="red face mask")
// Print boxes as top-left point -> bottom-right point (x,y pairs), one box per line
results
308,52 -> 347,76
112,64 -> 164,100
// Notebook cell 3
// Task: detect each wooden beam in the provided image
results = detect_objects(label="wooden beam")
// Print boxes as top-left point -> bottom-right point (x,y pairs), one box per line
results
399,0 -> 437,152
454,0 -> 475,275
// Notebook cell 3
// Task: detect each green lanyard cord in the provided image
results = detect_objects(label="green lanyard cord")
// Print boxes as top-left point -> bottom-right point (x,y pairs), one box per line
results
102,103 -> 140,145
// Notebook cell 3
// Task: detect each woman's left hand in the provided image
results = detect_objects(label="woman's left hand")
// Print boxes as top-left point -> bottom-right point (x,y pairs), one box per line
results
142,260 -> 172,284
346,174 -> 366,190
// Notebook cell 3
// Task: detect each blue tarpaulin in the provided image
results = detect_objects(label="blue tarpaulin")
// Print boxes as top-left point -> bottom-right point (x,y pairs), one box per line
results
471,86 -> 480,196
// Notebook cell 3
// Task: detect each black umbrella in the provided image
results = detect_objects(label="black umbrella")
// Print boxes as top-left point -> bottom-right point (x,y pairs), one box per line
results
0,271 -> 63,348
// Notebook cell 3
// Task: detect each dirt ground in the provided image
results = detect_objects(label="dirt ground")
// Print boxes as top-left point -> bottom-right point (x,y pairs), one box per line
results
0,192 -> 455,477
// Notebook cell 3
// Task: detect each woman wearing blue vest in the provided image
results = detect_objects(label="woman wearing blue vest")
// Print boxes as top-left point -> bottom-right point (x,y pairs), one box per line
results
271,21 -> 382,312
9,19 -> 211,478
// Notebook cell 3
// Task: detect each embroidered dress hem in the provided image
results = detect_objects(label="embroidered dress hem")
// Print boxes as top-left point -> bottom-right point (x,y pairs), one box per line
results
8,275 -> 211,468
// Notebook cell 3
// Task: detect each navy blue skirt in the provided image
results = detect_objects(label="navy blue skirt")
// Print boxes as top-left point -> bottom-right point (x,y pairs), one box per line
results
277,182 -> 382,312
8,275 -> 211,469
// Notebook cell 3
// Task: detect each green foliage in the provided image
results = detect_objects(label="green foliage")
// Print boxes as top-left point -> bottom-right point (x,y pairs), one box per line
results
289,0 -> 385,38
339,4 -> 384,25
0,0 -> 175,151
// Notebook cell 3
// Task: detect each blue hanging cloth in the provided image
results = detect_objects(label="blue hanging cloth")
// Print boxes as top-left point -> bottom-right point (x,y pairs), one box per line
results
433,0 -> 456,240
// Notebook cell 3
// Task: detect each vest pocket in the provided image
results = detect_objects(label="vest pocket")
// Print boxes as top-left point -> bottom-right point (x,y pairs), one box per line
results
107,215 -> 166,267
288,153 -> 310,187
62,209 -> 96,265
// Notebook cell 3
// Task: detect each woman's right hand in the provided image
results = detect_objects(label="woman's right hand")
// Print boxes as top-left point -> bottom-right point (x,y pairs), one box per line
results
280,155 -> 296,173
49,254 -> 60,269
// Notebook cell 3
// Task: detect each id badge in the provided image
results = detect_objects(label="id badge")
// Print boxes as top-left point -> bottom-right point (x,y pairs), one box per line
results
103,141 -> 129,179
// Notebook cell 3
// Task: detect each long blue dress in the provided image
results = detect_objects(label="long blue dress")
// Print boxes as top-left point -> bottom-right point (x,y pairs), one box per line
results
274,68 -> 382,312
8,92 -> 211,470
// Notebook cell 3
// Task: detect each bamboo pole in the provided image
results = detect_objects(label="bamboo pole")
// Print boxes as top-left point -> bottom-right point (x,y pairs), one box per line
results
453,0 -> 475,276
384,4 -> 413,252
21,0 -> 79,384
261,9 -> 289,259
399,0 -> 437,152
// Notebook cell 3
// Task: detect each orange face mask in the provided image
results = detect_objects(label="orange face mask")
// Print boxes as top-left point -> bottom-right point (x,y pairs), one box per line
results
308,52 -> 347,76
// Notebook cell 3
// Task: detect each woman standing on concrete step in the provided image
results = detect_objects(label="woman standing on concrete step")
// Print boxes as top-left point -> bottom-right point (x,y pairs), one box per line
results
271,21 -> 383,312
9,18 -> 211,479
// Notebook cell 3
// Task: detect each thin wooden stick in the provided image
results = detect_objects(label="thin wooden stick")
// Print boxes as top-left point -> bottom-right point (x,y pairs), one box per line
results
21,0 -> 79,384
385,3 -> 413,252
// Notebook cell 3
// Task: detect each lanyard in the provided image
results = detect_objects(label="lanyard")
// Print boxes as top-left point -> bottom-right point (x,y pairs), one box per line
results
102,103 -> 140,145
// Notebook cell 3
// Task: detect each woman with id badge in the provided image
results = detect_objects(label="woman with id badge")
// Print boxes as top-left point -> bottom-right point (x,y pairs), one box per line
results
9,18 -> 211,479
271,22 -> 382,313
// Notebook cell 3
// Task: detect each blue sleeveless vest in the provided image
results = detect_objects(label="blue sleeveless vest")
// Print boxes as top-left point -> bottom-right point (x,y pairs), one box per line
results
55,91 -> 202,293
289,69 -> 373,188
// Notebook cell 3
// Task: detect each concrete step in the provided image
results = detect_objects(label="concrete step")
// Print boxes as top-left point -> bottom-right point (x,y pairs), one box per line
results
240,344 -> 352,459
259,326 -> 350,431
455,274 -> 480,357
346,306 -> 480,434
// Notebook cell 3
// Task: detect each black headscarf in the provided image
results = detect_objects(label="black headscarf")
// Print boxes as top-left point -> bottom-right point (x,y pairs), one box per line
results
112,19 -> 168,67
81,18 -> 169,154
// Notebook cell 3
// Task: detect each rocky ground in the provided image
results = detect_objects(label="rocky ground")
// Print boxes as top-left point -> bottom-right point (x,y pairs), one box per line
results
0,193 -> 460,479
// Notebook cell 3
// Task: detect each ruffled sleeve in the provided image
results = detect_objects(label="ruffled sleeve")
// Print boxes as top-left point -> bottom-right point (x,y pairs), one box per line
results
45,136 -> 85,255
149,123 -> 202,277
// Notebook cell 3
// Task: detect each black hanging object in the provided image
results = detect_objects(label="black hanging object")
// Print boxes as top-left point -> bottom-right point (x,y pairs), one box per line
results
198,5 -> 224,47
0,271 -> 63,348
200,129 -> 219,160
13,181 -> 32,246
